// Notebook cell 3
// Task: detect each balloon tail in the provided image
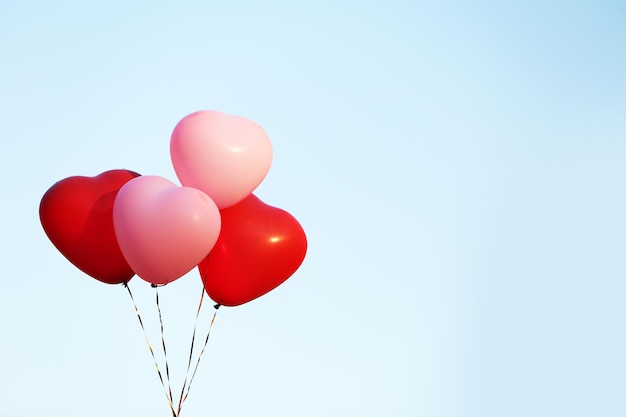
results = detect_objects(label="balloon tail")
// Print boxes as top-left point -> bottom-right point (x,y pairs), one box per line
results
124,282 -> 178,417
176,293 -> 220,416
154,285 -> 176,415
176,288 -> 205,415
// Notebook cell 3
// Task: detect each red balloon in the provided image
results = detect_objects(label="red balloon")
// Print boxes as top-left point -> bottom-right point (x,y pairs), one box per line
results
199,194 -> 307,306
39,169 -> 140,284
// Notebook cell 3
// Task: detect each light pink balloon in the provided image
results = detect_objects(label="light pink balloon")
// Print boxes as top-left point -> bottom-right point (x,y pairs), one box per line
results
113,175 -> 221,285
170,110 -> 273,209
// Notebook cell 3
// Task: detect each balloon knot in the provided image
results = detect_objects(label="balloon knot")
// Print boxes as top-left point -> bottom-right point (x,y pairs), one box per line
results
214,304 -> 221,310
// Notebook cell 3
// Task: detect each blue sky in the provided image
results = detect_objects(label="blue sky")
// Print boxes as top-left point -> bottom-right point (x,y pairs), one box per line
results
1,1 -> 625,416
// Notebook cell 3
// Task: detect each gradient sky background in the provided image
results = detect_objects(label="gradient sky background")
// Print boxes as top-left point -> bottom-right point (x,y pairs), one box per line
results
1,1 -> 625,416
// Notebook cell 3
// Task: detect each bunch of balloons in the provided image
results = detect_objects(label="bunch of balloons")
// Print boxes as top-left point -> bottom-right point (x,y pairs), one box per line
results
39,110 -> 308,307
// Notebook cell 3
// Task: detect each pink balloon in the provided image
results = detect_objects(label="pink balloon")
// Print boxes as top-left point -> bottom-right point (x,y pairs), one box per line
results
113,175 -> 221,285
170,110 -> 273,209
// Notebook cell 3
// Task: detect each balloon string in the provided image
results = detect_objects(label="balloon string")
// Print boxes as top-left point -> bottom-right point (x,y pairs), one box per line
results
176,288 -> 205,416
178,302 -> 220,416
154,285 -> 176,416
123,282 -> 177,417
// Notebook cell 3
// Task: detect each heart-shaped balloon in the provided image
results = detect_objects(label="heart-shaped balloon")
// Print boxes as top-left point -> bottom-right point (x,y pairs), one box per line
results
39,169 -> 140,284
113,175 -> 221,285
199,194 -> 307,306
170,110 -> 273,209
